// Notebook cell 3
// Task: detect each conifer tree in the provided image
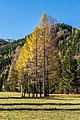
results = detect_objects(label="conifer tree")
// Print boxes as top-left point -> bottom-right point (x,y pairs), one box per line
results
39,13 -> 57,96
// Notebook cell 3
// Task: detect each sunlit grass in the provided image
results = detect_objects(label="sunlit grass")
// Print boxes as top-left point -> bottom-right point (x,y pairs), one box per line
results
0,110 -> 80,120
0,92 -> 80,120
0,104 -> 80,109
0,92 -> 21,98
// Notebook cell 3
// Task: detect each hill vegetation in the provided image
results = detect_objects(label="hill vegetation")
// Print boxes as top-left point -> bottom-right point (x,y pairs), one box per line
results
0,13 -> 80,95
0,38 -> 25,91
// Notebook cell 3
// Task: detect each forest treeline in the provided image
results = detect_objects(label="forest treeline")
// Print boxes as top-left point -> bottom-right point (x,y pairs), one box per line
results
0,13 -> 80,95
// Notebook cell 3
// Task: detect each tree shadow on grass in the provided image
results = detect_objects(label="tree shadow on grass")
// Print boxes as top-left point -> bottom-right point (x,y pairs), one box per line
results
0,96 -> 66,100
0,103 -> 80,106
0,108 -> 80,111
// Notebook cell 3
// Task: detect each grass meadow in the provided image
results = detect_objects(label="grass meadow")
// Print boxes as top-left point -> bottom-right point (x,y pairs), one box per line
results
0,92 -> 80,120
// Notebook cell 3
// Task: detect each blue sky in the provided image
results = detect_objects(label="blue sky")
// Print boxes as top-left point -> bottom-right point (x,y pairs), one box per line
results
0,0 -> 80,40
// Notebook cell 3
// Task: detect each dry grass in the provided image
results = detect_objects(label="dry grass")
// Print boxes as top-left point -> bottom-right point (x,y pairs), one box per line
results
0,110 -> 80,120
0,92 -> 80,120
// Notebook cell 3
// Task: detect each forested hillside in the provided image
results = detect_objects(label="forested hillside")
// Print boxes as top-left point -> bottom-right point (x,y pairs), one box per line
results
0,14 -> 80,95
0,38 -> 25,91
0,39 -> 9,46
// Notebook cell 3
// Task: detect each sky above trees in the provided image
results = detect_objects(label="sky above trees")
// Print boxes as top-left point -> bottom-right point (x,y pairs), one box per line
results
0,0 -> 80,40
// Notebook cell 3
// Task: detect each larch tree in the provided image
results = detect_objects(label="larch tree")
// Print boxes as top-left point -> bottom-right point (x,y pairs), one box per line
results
14,13 -> 59,97
7,47 -> 21,91
15,42 -> 31,97
39,13 -> 57,96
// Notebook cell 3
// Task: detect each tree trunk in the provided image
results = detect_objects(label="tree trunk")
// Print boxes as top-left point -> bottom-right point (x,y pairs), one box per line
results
21,84 -> 23,98
40,81 -> 42,97
23,89 -> 25,98
0,78 -> 3,92
35,36 -> 38,98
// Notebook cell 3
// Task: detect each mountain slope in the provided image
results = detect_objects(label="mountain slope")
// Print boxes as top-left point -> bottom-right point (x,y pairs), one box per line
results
0,23 -> 80,93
